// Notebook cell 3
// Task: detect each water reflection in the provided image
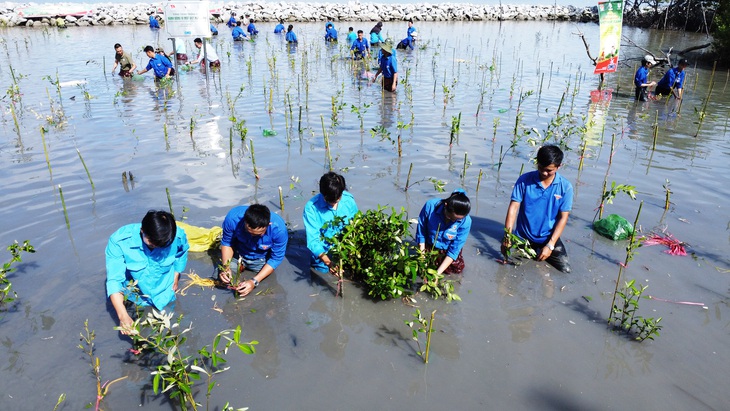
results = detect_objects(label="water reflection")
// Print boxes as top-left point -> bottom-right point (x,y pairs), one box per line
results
496,263 -> 555,343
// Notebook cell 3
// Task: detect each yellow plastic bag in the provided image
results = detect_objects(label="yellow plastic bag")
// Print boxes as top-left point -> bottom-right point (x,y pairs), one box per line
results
176,222 -> 222,252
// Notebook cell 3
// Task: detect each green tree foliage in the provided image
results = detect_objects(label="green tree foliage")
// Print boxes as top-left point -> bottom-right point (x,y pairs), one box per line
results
714,1 -> 730,60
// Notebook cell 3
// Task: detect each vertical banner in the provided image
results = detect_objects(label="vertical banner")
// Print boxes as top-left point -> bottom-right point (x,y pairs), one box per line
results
594,0 -> 623,74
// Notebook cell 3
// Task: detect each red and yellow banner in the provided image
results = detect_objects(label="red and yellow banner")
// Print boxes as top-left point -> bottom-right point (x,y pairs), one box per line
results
594,1 -> 623,74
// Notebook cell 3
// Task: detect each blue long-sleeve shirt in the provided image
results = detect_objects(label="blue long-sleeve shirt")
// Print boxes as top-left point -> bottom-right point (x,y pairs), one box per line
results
221,206 -> 289,270
274,23 -> 285,33
106,223 -> 189,309
657,66 -> 686,90
634,66 -> 649,88
149,16 -> 160,29
232,26 -> 246,40
286,30 -> 298,43
247,22 -> 258,35
370,32 -> 384,45
226,16 -> 236,28
303,191 -> 358,270
325,27 -> 338,41
416,197 -> 472,260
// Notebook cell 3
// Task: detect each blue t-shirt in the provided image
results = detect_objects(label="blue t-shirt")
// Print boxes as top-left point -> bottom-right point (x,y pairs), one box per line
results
656,67 -> 686,90
232,26 -> 246,40
511,170 -> 573,244
407,25 -> 417,40
346,31 -> 357,45
286,31 -> 298,43
634,66 -> 649,88
274,23 -> 285,34
370,32 -> 384,44
149,16 -> 160,29
378,54 -> 397,78
351,38 -> 369,55
325,27 -> 338,41
145,55 -> 173,78
106,223 -> 189,309
221,206 -> 289,270
227,16 -> 236,28
210,24 -> 218,35
303,191 -> 358,271
416,196 -> 472,260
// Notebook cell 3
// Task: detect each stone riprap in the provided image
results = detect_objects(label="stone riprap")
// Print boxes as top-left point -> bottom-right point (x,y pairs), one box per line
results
0,2 -> 599,27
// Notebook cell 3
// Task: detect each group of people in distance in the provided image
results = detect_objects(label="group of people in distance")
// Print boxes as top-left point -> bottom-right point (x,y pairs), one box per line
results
634,55 -> 690,101
106,145 -> 573,335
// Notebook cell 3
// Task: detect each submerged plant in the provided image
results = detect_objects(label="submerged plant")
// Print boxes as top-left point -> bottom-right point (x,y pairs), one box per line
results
120,310 -> 257,411
0,240 -> 35,306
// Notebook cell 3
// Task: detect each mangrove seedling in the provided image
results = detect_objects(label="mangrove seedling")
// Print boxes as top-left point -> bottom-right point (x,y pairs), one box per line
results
501,230 -> 537,263
0,240 -> 35,306
663,179 -> 672,210
120,310 -> 257,411
449,112 -> 462,146
250,140 -> 259,179
608,201 -> 643,326
79,319 -> 127,410
609,279 -> 663,342
405,309 -> 437,363
595,181 -> 637,221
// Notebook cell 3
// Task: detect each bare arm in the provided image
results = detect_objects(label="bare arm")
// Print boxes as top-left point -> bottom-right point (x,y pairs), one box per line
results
110,292 -> 134,335
537,211 -> 570,261
501,200 -> 521,258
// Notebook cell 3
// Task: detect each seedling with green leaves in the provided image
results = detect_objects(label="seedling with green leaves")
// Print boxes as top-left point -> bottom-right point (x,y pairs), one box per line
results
405,309 -> 437,363
79,319 -> 127,410
595,181 -> 637,221
120,310 -> 257,411
609,280 -> 663,342
1,240 -> 35,306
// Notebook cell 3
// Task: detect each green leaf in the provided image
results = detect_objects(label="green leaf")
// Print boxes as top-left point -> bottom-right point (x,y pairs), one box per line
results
153,372 -> 160,394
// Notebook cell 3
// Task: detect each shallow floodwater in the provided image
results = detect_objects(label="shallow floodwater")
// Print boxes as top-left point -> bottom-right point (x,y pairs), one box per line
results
0,21 -> 728,410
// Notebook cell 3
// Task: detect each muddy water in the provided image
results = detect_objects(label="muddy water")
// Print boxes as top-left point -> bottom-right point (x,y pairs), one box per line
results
0,21 -> 728,410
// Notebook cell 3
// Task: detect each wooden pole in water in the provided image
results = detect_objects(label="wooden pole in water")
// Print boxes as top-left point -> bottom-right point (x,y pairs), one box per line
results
58,184 -> 70,228
166,188 -> 175,218
76,148 -> 94,189
405,163 -> 413,191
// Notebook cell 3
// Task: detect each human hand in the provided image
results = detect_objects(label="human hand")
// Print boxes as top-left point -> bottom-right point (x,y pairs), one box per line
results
232,279 -> 255,296
537,246 -> 552,261
173,272 -> 180,291
118,313 -> 135,335
500,238 -> 511,259
219,269 -> 232,284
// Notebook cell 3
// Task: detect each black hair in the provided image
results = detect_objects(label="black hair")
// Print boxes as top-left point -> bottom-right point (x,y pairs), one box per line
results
114,43 -> 122,49
141,210 -> 176,248
441,191 -> 471,216
143,45 -> 154,53
536,145 -> 564,167
194,37 -> 202,44
287,24 -> 294,32
243,204 -> 271,229
280,19 -> 284,24
349,27 -> 354,31
249,18 -> 254,23
319,172 -> 346,204
357,29 -> 363,34
237,21 -> 242,26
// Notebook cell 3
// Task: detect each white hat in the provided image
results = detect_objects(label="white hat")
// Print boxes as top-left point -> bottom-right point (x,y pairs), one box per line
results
644,55 -> 656,65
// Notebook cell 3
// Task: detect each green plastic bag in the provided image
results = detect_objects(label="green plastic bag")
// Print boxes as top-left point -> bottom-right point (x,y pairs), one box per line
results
593,214 -> 634,241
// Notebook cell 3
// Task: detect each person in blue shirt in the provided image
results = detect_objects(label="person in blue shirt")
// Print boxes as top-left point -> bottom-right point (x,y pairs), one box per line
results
369,22 -> 384,46
210,23 -> 219,36
232,21 -> 247,41
149,14 -> 160,29
106,210 -> 189,335
373,40 -> 397,92
285,24 -> 298,43
501,145 -> 573,273
137,45 -> 174,79
218,204 -> 288,297
655,58 -> 689,99
247,18 -> 259,36
325,22 -> 338,42
397,19 -> 417,50
274,20 -> 285,34
226,12 -> 237,28
350,30 -> 370,60
416,190 -> 472,275
634,55 -> 657,101
346,26 -> 357,46
303,172 -> 359,274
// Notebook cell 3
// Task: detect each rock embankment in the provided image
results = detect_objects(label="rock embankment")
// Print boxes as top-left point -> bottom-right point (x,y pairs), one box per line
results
0,2 -> 599,27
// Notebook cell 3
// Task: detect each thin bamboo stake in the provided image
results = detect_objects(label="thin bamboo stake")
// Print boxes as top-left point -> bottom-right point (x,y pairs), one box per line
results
424,310 -> 436,364
59,184 -> 70,228
76,148 -> 94,189
166,188 -> 175,218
